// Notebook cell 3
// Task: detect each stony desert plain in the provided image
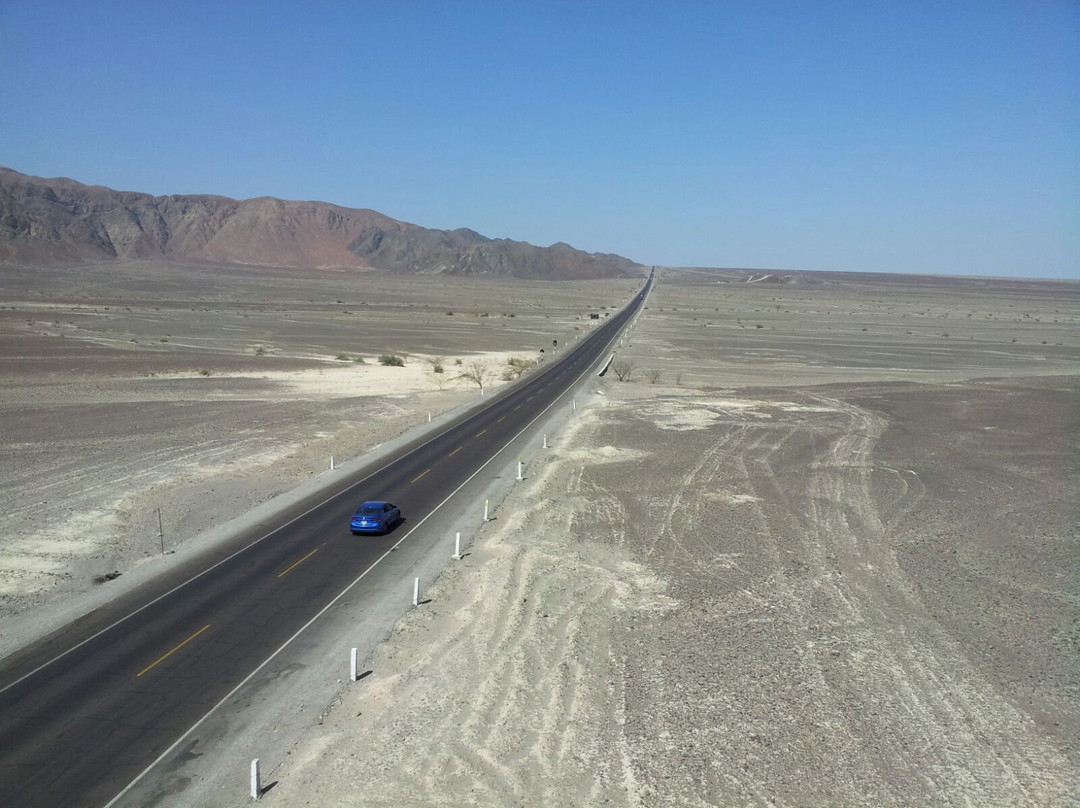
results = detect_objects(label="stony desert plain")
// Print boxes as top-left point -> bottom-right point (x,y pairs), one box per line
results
1,262 -> 1077,807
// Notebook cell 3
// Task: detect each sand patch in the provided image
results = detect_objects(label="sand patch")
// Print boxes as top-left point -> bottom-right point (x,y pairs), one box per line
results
703,490 -> 762,505
144,350 -> 528,400
633,396 -> 841,430
563,445 -> 649,464
0,511 -> 122,598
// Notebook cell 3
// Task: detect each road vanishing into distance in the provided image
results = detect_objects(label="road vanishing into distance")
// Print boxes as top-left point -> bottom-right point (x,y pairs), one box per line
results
0,270 -> 652,808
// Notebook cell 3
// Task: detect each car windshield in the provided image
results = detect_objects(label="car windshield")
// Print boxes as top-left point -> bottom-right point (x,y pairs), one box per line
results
359,505 -> 381,515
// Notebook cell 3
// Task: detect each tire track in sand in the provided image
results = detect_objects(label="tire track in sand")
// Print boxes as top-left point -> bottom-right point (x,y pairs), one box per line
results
755,393 -> 1072,805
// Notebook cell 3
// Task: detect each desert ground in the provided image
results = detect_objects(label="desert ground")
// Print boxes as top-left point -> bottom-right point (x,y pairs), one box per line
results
1,264 -> 1078,806
0,262 -> 636,644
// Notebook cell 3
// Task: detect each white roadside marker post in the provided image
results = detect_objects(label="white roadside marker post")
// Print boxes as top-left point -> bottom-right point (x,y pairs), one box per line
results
351,648 -> 358,682
413,577 -> 420,606
484,499 -> 490,522
517,456 -> 524,481
330,455 -> 335,470
250,759 -> 261,801
428,411 -> 431,422
543,434 -> 548,449
572,398 -> 576,411
453,532 -> 461,560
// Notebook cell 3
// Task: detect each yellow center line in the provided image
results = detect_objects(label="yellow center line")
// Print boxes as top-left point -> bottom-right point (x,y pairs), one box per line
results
411,468 -> 430,483
526,395 -> 533,401
497,415 -> 505,422
137,624 -> 211,677
448,445 -> 462,457
513,404 -> 521,410
475,428 -> 487,437
278,547 -> 319,578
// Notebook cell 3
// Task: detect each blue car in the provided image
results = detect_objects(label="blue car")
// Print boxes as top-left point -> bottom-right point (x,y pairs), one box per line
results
350,501 -> 401,535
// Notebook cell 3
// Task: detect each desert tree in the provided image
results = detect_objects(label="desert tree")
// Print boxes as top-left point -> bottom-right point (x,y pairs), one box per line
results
458,359 -> 494,394
645,368 -> 662,384
426,355 -> 447,374
611,359 -> 635,382
427,371 -> 451,391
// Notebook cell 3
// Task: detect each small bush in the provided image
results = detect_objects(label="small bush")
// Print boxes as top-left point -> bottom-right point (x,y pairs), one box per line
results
379,354 -> 405,367
199,369 -> 211,376
504,357 -> 533,380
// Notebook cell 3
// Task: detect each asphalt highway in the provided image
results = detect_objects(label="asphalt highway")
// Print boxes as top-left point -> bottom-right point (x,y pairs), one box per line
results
0,270 -> 651,808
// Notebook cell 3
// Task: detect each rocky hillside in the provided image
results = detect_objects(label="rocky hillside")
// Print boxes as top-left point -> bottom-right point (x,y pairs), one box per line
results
0,167 -> 640,279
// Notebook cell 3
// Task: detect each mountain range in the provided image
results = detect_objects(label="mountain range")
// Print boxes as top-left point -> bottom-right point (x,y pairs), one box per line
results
0,166 -> 641,279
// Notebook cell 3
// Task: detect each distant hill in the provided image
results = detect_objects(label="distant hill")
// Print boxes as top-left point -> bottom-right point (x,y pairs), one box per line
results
0,166 -> 641,279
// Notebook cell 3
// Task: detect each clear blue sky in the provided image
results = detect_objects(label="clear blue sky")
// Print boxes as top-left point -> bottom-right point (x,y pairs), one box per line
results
2,0 -> 1077,278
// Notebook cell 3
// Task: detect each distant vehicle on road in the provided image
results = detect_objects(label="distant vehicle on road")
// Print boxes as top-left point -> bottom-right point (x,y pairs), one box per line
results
350,501 -> 401,535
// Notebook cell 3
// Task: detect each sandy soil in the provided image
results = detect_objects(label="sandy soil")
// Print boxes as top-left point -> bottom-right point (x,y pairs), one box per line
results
2,264 -> 1077,806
